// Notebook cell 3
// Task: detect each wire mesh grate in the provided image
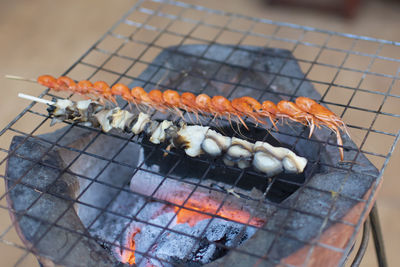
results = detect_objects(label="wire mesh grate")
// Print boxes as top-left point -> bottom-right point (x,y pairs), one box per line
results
1,0 -> 400,266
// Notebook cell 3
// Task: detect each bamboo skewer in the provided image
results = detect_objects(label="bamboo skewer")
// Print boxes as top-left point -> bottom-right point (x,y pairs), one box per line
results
18,93 -> 55,106
5,75 -> 37,83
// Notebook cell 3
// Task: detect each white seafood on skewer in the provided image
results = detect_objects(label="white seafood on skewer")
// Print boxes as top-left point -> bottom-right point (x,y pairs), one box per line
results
19,94 -> 308,177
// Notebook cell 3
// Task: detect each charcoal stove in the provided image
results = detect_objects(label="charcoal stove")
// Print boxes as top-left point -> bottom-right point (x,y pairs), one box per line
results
1,0 -> 400,266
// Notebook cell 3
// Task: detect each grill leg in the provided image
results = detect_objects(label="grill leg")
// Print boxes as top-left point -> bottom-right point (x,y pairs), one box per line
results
350,218 -> 370,267
350,202 -> 388,267
370,203 -> 388,267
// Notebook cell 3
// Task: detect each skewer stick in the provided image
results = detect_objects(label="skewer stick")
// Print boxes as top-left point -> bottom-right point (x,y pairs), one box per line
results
18,93 -> 55,105
5,75 -> 37,83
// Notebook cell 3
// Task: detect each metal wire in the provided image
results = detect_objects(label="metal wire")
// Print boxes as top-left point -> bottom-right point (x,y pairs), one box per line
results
369,203 -> 388,267
1,0 -> 399,266
350,217 -> 370,267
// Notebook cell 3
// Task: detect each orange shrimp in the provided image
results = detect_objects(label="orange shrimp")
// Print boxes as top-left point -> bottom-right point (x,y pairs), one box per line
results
180,92 -> 197,112
148,89 -> 166,110
295,96 -> 314,112
111,83 -> 134,103
56,76 -> 76,92
163,89 -> 185,117
163,90 -> 181,107
131,86 -> 151,104
76,80 -> 93,95
261,100 -> 278,116
296,97 -> 347,131
93,81 -> 114,103
231,96 -> 263,124
322,121 -> 344,161
37,75 -> 58,90
211,96 -> 247,129
295,97 -> 346,160
277,100 -> 317,137
179,92 -> 200,122
260,100 -> 279,128
195,94 -> 214,114
211,96 -> 235,114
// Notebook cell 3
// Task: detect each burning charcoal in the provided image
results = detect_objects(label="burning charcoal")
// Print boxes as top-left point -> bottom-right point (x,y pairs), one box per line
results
152,223 -> 200,264
131,217 -> 260,266
134,213 -> 178,266
121,167 -> 268,266
130,173 -> 266,227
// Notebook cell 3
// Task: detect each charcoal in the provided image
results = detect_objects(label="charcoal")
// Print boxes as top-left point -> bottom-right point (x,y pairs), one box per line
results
131,216 -> 257,266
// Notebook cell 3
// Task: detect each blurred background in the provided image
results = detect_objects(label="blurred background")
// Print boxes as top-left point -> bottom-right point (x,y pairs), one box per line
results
0,0 -> 399,266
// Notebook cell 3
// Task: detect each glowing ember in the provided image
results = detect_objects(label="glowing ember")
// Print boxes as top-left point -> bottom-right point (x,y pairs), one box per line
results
120,228 -> 141,265
174,206 -> 211,227
173,198 -> 266,227
130,174 -> 267,228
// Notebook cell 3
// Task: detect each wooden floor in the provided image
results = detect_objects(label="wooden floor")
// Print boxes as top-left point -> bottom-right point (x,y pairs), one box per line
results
0,0 -> 399,266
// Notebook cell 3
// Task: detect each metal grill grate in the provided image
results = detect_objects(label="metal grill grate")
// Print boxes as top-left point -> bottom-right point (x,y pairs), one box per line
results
1,0 -> 400,266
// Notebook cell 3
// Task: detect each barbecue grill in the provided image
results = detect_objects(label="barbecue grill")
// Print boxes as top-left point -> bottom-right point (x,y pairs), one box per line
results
1,0 -> 400,266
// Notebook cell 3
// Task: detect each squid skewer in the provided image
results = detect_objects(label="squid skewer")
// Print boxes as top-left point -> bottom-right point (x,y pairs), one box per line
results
18,94 -> 308,177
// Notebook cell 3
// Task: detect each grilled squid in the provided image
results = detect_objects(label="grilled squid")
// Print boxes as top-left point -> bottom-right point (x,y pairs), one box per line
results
47,99 -> 307,177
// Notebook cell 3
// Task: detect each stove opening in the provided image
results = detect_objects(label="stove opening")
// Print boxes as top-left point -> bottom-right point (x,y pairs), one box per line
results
114,171 -> 267,266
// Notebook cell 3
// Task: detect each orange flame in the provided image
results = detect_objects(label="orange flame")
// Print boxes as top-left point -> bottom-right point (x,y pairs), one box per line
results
120,228 -> 141,265
173,198 -> 265,227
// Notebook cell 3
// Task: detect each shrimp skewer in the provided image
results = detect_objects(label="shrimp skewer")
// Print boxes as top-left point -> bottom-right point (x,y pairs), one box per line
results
17,74 -> 348,159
